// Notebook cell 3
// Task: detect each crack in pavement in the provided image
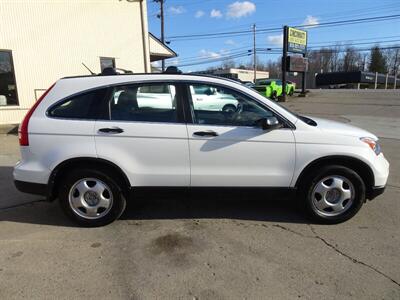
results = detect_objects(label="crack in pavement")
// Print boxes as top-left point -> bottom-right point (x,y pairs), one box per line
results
308,225 -> 400,288
271,224 -> 313,238
270,223 -> 400,287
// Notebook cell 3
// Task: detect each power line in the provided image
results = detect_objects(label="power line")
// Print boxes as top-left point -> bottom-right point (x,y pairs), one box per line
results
176,53 -> 251,67
170,45 -> 252,62
174,39 -> 400,65
167,14 -> 400,41
258,39 -> 400,51
173,45 -> 400,68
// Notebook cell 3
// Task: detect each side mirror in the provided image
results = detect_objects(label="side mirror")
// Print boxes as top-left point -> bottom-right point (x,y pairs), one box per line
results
257,116 -> 283,130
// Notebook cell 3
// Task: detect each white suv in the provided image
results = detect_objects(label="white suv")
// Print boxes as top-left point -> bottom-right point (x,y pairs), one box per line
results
14,73 -> 389,226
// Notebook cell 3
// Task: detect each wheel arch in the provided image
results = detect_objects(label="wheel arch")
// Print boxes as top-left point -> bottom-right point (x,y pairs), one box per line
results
48,157 -> 131,201
295,155 -> 375,197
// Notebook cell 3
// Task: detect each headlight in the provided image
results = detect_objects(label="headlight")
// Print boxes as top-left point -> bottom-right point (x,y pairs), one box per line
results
360,137 -> 381,155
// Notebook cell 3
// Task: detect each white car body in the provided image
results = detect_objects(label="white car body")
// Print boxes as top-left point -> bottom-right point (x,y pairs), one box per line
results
13,73 -> 389,224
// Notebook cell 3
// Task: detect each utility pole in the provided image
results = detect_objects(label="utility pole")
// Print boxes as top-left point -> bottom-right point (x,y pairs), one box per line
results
253,24 -> 256,83
154,0 -> 165,72
282,26 -> 288,102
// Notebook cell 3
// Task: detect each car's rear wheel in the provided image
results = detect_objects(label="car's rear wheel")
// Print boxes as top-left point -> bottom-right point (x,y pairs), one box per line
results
59,169 -> 126,227
301,165 -> 365,224
289,88 -> 294,96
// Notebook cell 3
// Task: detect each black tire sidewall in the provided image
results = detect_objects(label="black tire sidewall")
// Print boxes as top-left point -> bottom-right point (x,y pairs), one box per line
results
303,165 -> 366,224
59,169 -> 126,227
222,104 -> 236,113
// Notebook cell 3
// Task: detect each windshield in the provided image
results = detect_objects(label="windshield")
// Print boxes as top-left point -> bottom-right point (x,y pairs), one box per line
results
270,100 -> 299,119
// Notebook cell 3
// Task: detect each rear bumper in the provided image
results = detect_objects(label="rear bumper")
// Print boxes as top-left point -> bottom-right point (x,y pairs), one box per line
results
14,180 -> 48,197
367,186 -> 386,200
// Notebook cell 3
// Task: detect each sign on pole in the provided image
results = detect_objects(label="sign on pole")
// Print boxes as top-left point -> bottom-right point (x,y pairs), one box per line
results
286,56 -> 308,72
282,26 -> 308,100
287,27 -> 307,54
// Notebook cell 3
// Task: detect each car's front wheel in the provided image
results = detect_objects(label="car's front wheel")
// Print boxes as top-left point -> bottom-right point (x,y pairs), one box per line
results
301,165 -> 365,224
222,104 -> 237,113
59,169 -> 126,227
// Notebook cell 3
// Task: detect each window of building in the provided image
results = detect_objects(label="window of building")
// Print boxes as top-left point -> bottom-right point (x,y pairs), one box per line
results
109,84 -> 178,123
100,57 -> 116,72
0,50 -> 19,106
48,88 -> 107,119
188,84 -> 274,127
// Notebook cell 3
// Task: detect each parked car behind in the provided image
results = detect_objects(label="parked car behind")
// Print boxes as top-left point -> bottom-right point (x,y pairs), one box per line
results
254,79 -> 295,99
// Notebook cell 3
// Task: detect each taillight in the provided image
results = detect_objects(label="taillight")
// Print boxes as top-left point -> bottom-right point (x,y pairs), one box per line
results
19,83 -> 56,146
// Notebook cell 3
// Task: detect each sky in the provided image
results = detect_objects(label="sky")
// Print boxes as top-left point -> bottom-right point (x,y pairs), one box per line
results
147,0 -> 400,72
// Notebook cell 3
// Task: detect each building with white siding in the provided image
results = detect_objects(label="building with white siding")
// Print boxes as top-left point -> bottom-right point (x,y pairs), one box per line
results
0,0 -> 176,125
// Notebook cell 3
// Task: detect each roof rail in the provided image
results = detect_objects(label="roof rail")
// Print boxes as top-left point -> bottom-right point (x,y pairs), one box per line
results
100,67 -> 133,76
164,66 -> 182,74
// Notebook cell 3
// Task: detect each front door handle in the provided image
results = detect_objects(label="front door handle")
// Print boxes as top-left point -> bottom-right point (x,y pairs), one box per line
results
193,130 -> 218,137
98,127 -> 124,134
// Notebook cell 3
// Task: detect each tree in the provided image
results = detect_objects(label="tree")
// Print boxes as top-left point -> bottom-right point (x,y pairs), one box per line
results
369,46 -> 387,73
343,46 -> 361,72
385,46 -> 400,75
221,59 -> 236,69
265,59 -> 281,78
330,44 -> 342,72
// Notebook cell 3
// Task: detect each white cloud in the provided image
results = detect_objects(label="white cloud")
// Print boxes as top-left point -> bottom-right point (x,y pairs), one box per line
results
199,49 -> 221,59
267,34 -> 283,46
168,58 -> 180,65
220,49 -> 230,56
168,6 -> 185,15
210,9 -> 223,18
195,10 -> 205,18
303,15 -> 319,27
199,49 -> 230,59
226,1 -> 256,19
224,39 -> 237,46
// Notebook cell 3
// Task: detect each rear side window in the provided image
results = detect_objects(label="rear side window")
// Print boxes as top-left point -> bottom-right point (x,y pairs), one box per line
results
48,88 -> 107,119
108,83 -> 178,123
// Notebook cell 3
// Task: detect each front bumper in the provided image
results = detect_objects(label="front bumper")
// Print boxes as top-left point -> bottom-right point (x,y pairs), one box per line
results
367,185 -> 386,200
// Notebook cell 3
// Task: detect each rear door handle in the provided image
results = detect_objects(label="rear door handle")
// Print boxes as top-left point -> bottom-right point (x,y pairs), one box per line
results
193,130 -> 218,137
98,127 -> 124,134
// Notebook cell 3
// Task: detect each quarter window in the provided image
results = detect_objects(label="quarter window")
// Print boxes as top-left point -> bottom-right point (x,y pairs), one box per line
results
188,84 -> 274,127
48,89 -> 107,119
0,50 -> 19,106
109,84 -> 178,123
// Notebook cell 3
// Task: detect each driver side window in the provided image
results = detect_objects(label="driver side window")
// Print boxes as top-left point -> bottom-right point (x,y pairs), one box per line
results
188,84 -> 274,127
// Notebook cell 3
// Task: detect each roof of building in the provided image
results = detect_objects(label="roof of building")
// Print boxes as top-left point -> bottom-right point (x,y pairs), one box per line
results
148,33 -> 177,62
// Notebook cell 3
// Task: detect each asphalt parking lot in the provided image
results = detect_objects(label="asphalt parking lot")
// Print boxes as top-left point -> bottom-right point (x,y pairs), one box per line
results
0,90 -> 399,299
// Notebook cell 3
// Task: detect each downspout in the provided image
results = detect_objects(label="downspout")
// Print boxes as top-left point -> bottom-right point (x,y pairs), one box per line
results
139,0 -> 151,73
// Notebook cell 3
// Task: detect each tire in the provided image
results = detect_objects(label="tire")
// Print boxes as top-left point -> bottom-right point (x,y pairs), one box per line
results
271,91 -> 277,100
222,104 -> 237,113
59,168 -> 126,227
300,165 -> 365,224
289,89 -> 294,96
